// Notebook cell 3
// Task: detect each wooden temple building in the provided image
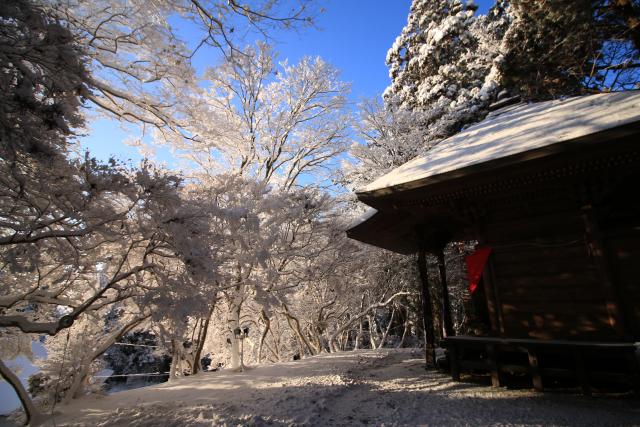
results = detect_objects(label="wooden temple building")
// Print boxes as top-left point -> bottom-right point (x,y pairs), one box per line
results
347,91 -> 640,393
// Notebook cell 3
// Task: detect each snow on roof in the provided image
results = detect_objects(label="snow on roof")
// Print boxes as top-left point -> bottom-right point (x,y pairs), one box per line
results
359,91 -> 640,194
347,207 -> 378,230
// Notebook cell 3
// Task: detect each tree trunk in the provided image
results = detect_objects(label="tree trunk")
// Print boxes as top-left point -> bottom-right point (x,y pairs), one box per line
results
354,295 -> 365,350
354,318 -> 364,350
259,317 -> 279,363
258,309 -> 271,363
270,322 -> 282,362
367,314 -> 379,349
227,290 -> 243,370
327,292 -> 411,352
188,318 -> 203,372
379,308 -> 396,349
340,330 -> 349,351
282,304 -> 316,356
418,250 -> 436,368
397,311 -> 410,348
169,338 -> 181,382
312,326 -> 324,353
0,358 -> 46,426
192,300 -> 216,374
312,298 -> 335,353
65,315 -> 149,401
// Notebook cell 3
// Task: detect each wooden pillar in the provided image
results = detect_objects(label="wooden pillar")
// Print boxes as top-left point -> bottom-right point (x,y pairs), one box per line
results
449,342 -> 461,381
527,350 -> 543,392
417,249 -> 436,368
436,248 -> 455,338
486,343 -> 501,387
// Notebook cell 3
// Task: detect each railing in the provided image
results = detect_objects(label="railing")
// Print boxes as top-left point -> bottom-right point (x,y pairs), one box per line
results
442,336 -> 640,395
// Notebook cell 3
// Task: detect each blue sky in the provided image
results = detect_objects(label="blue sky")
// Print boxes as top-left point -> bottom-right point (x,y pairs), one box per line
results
81,0 -> 492,166
0,342 -> 47,415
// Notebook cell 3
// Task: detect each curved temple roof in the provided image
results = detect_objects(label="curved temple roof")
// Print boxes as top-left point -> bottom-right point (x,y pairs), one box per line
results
358,91 -> 640,196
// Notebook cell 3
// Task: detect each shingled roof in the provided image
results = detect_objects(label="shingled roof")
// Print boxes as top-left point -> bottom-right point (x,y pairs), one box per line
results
358,91 -> 640,198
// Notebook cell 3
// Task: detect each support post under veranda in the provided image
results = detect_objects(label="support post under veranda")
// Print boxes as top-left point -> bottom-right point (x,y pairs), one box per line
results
417,249 -> 436,368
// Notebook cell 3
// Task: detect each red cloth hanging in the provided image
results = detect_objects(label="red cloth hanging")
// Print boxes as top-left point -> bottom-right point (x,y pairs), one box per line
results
465,247 -> 492,294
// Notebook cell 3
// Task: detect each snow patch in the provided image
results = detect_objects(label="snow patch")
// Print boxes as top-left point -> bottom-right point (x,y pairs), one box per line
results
38,349 -> 640,427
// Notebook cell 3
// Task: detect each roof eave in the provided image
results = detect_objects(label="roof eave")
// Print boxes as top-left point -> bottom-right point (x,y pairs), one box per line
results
356,120 -> 640,208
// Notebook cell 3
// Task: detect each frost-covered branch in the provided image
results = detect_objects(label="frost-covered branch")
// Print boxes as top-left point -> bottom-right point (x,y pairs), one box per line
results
328,291 -> 413,352
37,0 -> 317,138
0,358 -> 47,426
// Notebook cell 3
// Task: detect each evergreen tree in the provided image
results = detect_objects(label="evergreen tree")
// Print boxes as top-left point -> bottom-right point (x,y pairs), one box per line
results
499,0 -> 640,100
383,0 -> 508,149
103,331 -> 170,390
499,1 -> 599,99
385,0 -> 480,110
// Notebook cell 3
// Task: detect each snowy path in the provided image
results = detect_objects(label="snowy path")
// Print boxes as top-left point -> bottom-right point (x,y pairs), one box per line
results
45,349 -> 639,426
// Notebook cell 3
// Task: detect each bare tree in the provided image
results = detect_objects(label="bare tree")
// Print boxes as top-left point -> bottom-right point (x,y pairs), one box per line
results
149,43 -> 350,368
157,43 -> 351,187
40,0 -> 316,139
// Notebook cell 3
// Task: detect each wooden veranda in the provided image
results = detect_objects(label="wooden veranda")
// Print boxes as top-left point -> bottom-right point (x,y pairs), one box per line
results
347,91 -> 640,393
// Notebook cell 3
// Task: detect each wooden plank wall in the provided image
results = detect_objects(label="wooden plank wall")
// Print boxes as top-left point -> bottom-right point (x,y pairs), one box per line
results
606,231 -> 640,339
600,174 -> 640,340
484,209 -> 620,341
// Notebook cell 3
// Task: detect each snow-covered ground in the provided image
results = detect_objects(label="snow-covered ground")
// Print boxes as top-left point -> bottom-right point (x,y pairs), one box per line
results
9,349 -> 640,426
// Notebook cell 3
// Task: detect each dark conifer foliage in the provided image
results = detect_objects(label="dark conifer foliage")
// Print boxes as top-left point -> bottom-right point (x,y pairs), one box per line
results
501,0 -> 640,100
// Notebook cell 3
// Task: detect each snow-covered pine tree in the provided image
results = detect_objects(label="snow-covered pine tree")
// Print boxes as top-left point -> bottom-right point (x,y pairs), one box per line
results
385,0 -> 478,110
590,0 -> 640,91
383,0 -> 506,144
498,1 -> 598,100
351,0 -> 511,190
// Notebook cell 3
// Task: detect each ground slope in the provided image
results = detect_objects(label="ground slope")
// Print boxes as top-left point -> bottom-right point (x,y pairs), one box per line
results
42,349 -> 640,426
